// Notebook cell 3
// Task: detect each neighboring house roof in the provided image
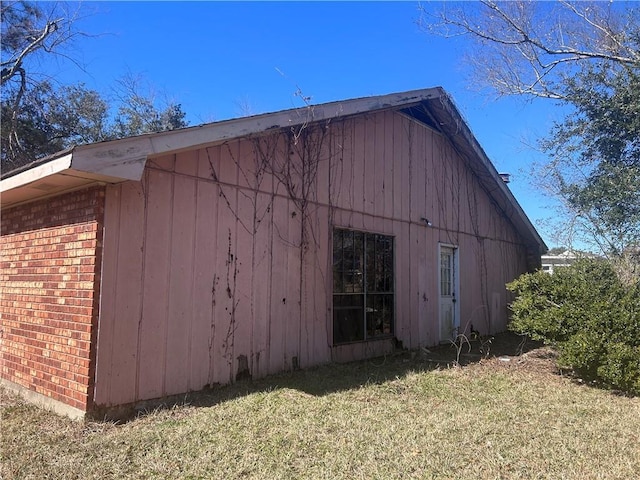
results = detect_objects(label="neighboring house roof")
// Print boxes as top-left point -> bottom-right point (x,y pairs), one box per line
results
540,249 -> 591,273
0,87 -> 547,253
541,249 -> 597,264
542,249 -> 577,260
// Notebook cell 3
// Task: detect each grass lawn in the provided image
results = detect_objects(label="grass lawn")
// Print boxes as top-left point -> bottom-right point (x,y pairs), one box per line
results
2,334 -> 639,479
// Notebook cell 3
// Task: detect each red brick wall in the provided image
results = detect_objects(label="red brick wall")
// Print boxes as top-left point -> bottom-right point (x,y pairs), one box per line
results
1,186 -> 105,411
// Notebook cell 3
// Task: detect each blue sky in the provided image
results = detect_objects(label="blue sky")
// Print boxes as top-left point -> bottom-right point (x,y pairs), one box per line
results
49,1 -> 562,245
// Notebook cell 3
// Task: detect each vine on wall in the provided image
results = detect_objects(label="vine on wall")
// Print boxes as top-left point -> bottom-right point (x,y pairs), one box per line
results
203,105 -> 339,376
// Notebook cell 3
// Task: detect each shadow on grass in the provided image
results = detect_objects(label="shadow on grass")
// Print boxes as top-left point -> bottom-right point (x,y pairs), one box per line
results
107,332 -> 542,423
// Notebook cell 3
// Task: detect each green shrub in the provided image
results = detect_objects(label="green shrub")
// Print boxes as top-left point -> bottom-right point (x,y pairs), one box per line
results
507,259 -> 640,395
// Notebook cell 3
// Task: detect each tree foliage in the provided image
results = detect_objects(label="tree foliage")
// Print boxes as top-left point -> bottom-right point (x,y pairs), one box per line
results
544,65 -> 640,254
421,1 -> 640,256
1,78 -> 189,171
1,1 -> 189,171
1,81 -> 108,165
110,74 -> 187,139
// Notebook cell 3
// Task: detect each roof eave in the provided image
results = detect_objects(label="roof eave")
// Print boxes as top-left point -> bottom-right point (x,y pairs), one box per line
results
419,93 -> 547,253
0,87 -> 443,208
0,86 -> 547,255
70,87 -> 444,173
0,150 -> 133,209
1,152 -> 73,193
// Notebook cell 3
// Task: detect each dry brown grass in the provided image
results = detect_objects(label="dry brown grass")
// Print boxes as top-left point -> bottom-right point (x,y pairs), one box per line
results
2,334 -> 639,479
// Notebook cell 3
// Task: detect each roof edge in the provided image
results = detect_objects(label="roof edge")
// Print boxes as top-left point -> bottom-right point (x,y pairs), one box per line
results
0,153 -> 73,193
425,92 -> 547,253
70,87 -> 445,175
0,86 -> 546,254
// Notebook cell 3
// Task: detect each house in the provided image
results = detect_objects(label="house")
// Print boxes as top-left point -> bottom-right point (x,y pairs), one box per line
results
541,249 -> 595,274
0,87 -> 547,419
541,249 -> 579,273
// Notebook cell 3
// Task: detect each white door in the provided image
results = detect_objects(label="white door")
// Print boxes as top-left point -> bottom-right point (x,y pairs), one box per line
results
439,245 -> 459,342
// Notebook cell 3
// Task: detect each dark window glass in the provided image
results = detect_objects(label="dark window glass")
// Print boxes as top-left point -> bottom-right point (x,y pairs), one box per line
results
333,294 -> 364,343
333,228 -> 394,345
366,293 -> 394,337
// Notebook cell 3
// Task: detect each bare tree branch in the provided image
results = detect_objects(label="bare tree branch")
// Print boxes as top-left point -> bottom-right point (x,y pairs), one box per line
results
420,1 -> 639,99
1,2 -> 96,167
0,18 -> 59,83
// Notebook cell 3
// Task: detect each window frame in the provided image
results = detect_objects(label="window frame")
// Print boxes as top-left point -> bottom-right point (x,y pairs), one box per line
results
332,227 -> 395,345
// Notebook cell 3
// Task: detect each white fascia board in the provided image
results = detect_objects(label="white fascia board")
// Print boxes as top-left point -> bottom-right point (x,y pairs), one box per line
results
71,136 -> 152,181
0,153 -> 73,193
155,88 -> 442,151
2,88 -> 445,187
69,88 -> 444,181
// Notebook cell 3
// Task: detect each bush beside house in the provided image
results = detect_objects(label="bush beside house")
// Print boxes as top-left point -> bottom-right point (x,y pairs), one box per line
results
507,259 -> 640,395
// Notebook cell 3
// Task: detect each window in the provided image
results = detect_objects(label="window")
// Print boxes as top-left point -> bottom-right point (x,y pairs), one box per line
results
332,228 -> 394,344
440,249 -> 453,297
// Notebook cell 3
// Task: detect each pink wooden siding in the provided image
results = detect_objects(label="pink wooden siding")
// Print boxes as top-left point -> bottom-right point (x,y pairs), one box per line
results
95,110 -> 531,407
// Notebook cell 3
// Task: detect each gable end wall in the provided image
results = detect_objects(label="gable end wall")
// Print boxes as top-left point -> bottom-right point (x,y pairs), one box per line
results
94,110 -> 537,409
